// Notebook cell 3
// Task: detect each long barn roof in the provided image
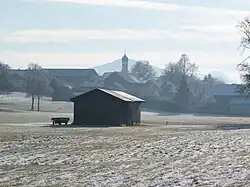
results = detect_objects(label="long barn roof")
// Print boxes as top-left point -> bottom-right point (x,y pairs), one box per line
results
71,88 -> 145,102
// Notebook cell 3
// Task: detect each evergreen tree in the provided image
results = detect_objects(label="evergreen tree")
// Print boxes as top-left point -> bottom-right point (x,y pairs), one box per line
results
174,74 -> 190,109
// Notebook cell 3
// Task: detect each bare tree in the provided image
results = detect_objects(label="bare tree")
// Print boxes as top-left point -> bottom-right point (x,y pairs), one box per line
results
238,17 -> 250,51
160,54 -> 200,108
237,17 -> 250,95
189,76 -> 216,107
131,60 -> 156,82
162,54 -> 198,86
25,67 -> 36,111
177,54 -> 198,76
25,63 -> 50,111
163,62 -> 180,85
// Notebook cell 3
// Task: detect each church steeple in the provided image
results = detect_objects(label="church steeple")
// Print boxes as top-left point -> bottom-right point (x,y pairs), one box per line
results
121,49 -> 129,73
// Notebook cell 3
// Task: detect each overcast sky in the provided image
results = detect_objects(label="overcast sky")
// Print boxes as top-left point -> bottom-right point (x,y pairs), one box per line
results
1,0 -> 250,82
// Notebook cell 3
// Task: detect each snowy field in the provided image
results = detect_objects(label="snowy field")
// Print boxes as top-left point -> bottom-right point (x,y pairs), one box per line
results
2,93 -> 250,186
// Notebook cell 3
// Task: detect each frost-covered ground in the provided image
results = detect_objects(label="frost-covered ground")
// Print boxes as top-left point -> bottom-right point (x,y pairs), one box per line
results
1,125 -> 250,187
2,93 -> 250,186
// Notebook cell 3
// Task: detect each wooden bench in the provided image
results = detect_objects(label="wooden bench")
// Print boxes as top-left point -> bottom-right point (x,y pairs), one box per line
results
51,117 -> 70,126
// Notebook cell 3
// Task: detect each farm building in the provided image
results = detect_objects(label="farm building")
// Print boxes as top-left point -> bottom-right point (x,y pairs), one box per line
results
70,88 -> 145,126
229,98 -> 250,116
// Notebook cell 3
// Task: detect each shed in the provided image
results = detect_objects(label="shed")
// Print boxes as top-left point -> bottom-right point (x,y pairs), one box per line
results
70,88 -> 145,126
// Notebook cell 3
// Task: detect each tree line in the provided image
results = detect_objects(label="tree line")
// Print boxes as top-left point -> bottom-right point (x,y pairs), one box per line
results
131,54 -> 222,110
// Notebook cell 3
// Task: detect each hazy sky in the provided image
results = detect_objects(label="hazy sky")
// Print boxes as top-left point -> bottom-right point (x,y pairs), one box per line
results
1,0 -> 250,82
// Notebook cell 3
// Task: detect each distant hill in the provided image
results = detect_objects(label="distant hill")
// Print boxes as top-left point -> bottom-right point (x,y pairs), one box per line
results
209,71 -> 230,83
93,59 -> 163,76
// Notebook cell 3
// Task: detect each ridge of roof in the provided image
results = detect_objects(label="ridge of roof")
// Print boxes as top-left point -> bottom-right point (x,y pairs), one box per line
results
71,88 -> 145,102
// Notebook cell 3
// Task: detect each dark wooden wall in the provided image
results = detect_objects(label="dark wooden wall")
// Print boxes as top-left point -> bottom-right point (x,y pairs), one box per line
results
73,89 -> 142,126
128,102 -> 141,124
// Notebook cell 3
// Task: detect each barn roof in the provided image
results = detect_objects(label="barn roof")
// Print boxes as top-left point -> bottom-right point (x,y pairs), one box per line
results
71,88 -> 145,102
103,72 -> 142,84
8,73 -> 27,81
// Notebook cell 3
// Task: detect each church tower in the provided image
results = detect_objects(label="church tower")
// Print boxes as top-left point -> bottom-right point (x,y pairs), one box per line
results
121,50 -> 129,73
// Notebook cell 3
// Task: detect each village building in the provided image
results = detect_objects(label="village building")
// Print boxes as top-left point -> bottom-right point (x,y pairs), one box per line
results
101,53 -> 159,97
103,71 -> 143,94
210,84 -> 239,114
44,68 -> 101,92
8,73 -> 27,92
10,68 -> 101,92
102,54 -> 142,93
9,52 -> 160,99
197,83 -> 250,116
70,88 -> 145,126
10,68 -> 103,100
229,98 -> 250,116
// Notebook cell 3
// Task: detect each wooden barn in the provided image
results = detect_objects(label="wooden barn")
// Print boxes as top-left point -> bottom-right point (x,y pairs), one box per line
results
70,88 -> 145,126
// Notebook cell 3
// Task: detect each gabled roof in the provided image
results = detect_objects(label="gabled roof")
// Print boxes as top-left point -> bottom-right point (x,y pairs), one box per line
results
71,88 -> 145,102
104,72 -> 142,84
117,72 -> 142,83
101,72 -> 113,80
9,69 -> 26,77
8,73 -> 26,81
